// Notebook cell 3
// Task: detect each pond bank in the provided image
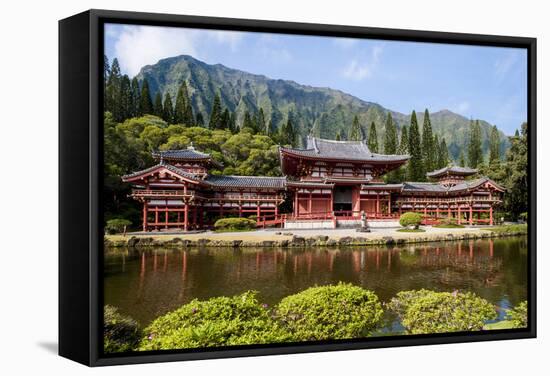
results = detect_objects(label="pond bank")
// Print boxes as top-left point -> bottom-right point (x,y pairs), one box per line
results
104,225 -> 526,249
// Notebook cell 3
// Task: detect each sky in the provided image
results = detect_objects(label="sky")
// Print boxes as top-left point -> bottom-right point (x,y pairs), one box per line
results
105,23 -> 527,135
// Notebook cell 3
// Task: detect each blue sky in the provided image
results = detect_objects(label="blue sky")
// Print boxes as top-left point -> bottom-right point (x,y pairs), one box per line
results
105,23 -> 527,135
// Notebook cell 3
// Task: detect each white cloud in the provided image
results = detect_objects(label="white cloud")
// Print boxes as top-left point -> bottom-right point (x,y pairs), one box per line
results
341,46 -> 382,81
112,25 -> 245,76
257,34 -> 293,63
333,38 -> 358,49
455,101 -> 471,114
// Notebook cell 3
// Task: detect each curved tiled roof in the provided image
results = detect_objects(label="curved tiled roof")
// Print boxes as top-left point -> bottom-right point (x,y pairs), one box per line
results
152,148 -> 211,160
427,165 -> 478,178
205,175 -> 287,189
280,136 -> 410,163
121,162 -> 202,182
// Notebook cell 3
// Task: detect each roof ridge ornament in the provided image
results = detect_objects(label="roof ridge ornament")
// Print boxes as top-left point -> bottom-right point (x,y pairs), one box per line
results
188,142 -> 195,151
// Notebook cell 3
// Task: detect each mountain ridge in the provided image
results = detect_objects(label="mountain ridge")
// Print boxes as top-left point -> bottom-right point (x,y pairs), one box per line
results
135,54 -> 511,159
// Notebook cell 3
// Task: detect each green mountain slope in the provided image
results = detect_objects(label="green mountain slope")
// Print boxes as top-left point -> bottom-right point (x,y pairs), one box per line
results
136,54 -> 511,158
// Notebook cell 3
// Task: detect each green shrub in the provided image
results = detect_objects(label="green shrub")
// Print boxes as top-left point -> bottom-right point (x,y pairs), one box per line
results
399,212 -> 423,229
487,224 -> 527,235
213,217 -> 257,232
506,301 -> 528,328
139,291 -> 291,350
104,305 -> 141,353
105,218 -> 132,234
387,289 -> 497,334
434,218 -> 465,228
275,283 -> 383,341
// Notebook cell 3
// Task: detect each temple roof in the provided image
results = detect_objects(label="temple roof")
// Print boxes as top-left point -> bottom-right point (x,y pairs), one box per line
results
280,136 -> 410,163
152,145 -> 223,168
121,162 -> 202,182
204,175 -> 287,189
427,165 -> 478,178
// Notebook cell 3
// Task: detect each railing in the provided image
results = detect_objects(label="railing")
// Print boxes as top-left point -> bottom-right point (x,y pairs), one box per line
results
397,196 -> 500,204
131,189 -> 193,198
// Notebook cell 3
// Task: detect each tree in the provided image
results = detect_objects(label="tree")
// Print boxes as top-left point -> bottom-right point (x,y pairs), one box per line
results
119,75 -> 132,121
349,115 -> 362,141
421,109 -> 435,173
407,111 -> 424,181
162,92 -> 174,123
257,108 -> 267,134
335,131 -> 341,141
398,125 -> 409,155
195,112 -> 204,126
130,78 -> 140,118
208,93 -> 223,129
153,92 -> 163,118
503,123 -> 528,219
139,79 -> 153,116
105,58 -> 123,121
220,108 -> 231,130
438,138 -> 449,168
384,113 -> 398,154
181,82 -> 194,125
279,118 -> 296,146
489,125 -> 501,163
367,121 -> 378,152
458,151 -> 466,167
467,119 -> 483,168
242,110 -> 254,131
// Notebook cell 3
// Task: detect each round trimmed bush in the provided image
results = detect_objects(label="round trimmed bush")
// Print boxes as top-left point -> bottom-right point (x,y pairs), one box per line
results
387,289 -> 497,334
399,212 -> 423,229
275,283 -> 383,341
104,305 -> 141,353
506,301 -> 528,328
214,217 -> 256,232
139,291 -> 291,350
105,218 -> 132,234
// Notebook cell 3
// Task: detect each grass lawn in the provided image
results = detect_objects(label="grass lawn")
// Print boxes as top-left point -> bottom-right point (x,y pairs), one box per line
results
213,228 -> 256,233
486,224 -> 527,235
483,320 -> 516,330
396,228 -> 426,233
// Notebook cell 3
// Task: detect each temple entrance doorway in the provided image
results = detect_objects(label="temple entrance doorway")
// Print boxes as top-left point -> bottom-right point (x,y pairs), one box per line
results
333,186 -> 352,214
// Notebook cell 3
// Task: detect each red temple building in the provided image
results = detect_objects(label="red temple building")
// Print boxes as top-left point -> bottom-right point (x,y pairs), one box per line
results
122,136 -> 504,231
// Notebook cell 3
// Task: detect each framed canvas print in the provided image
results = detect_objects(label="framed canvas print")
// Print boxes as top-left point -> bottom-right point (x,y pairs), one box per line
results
59,9 -> 536,366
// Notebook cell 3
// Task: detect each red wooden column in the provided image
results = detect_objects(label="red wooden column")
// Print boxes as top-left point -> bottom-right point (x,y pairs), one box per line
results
155,207 -> 159,230
193,205 -> 198,229
308,189 -> 312,215
239,190 -> 243,217
142,202 -> 148,232
469,205 -> 473,225
489,205 -> 494,225
457,205 -> 462,224
329,189 -> 333,216
376,193 -> 380,218
387,194 -> 391,215
294,190 -> 300,218
183,201 -> 189,232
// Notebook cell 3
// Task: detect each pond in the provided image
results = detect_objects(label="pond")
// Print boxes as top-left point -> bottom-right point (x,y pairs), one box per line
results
104,236 -> 528,331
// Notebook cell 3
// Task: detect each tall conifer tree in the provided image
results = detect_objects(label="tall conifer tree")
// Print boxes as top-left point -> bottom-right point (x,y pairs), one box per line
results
162,93 -> 174,123
181,82 -> 194,125
195,112 -> 204,126
279,118 -> 295,146
367,121 -> 379,152
130,78 -> 140,118
421,109 -> 435,173
153,92 -> 163,118
407,111 -> 424,181
349,115 -> 362,141
438,138 -> 449,168
139,79 -> 153,116
489,125 -> 501,163
208,93 -> 222,129
257,108 -> 267,134
398,125 -> 409,155
383,113 -> 398,154
220,108 -> 230,130
120,75 -> 132,121
467,119 -> 483,168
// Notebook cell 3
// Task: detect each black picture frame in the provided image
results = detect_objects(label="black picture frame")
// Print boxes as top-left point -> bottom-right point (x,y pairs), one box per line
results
59,8 -> 537,367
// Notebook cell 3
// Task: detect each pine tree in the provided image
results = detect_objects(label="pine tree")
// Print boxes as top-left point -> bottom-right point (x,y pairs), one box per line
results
367,121 -> 378,152
242,110 -> 254,130
208,93 -> 222,129
349,115 -> 362,141
489,125 -> 501,163
130,78 -> 140,118
153,92 -> 163,118
139,79 -> 153,115
103,55 -> 110,83
459,151 -> 466,167
467,119 -> 483,168
438,138 -> 449,168
421,109 -> 435,173
257,108 -> 267,134
162,93 -> 174,123
407,111 -> 424,181
120,75 -> 132,121
279,118 -> 295,146
195,112 -> 204,126
398,125 -> 409,155
220,108 -> 230,130
105,58 -> 122,120
173,86 -> 185,124
229,112 -> 236,133
181,82 -> 194,125
383,113 -> 398,154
